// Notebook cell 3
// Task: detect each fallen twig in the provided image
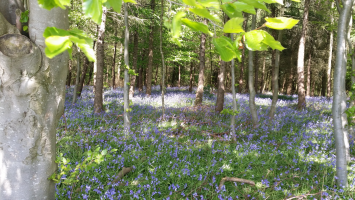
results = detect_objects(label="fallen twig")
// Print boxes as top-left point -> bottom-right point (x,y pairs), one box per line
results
284,191 -> 321,200
218,177 -> 255,190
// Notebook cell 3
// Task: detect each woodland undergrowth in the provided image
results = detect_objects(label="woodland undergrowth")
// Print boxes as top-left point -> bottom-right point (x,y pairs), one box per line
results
55,86 -> 355,200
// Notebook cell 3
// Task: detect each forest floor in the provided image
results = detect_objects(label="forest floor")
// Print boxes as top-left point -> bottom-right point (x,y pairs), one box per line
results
55,86 -> 355,200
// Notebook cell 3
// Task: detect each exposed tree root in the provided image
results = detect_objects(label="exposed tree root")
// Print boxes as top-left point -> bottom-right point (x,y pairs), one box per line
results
113,167 -> 133,183
218,177 -> 255,190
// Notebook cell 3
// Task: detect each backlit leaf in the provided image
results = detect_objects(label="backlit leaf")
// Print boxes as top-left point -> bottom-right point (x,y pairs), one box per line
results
238,0 -> 270,13
265,17 -> 299,30
183,0 -> 200,7
245,30 -> 268,51
123,0 -> 137,4
38,0 -> 70,10
232,2 -> 256,14
262,32 -> 285,50
107,0 -> 122,12
44,27 -> 96,61
189,7 -> 221,22
181,18 -> 213,36
213,36 -> 237,61
223,17 -> 245,33
260,0 -> 283,5
171,11 -> 186,46
198,0 -> 220,9
83,0 -> 103,24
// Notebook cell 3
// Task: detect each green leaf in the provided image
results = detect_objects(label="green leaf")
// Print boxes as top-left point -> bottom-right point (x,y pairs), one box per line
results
223,17 -> 245,33
198,0 -> 220,9
183,0 -> 200,7
213,36 -> 237,61
181,18 -> 213,36
221,4 -> 243,18
171,11 -> 186,46
260,0 -> 283,5
38,0 -> 70,10
262,31 -> 285,50
83,0 -> 103,24
123,0 -> 137,4
265,17 -> 299,30
107,0 -> 122,12
231,2 -> 256,14
189,7 -> 221,22
245,30 -> 285,51
44,27 -> 96,61
244,30 -> 268,51
20,10 -> 29,23
291,0 -> 300,2
238,0 -> 270,13
23,26 -> 28,31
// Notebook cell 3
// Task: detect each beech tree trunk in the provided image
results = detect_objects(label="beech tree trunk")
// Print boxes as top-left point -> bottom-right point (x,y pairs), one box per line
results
269,6 -> 284,119
72,52 -> 81,104
230,34 -> 237,140
160,0 -> 165,118
194,19 -> 207,106
248,13 -> 258,127
93,7 -> 107,113
260,56 -> 265,93
78,56 -> 89,97
297,0 -> 309,110
129,30 -> 138,98
67,61 -> 72,86
215,60 -> 225,113
327,2 -> 334,98
333,0 -> 354,187
239,14 -> 249,93
112,29 -> 118,89
0,0 -> 68,198
123,3 -> 130,132
306,54 -> 311,96
146,0 -> 155,96
189,61 -> 194,92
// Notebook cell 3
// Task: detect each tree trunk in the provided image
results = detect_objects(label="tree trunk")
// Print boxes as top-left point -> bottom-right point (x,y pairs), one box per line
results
123,2 -> 130,132
189,61 -> 194,92
194,19 -> 207,106
297,0 -> 309,110
160,0 -> 165,118
178,65 -> 181,87
230,34 -> 237,140
146,0 -> 155,96
215,60 -> 225,113
129,30 -> 138,98
248,13 -> 258,127
269,6 -> 284,119
67,61 -> 72,86
112,29 -> 118,89
306,54 -> 311,96
0,0 -> 68,198
239,14 -> 249,93
139,63 -> 143,91
254,51 -> 259,94
260,56 -> 265,93
327,2 -> 334,98
87,62 -> 93,86
78,56 -> 89,97
333,0 -> 354,187
93,7 -> 107,113
73,52 -> 81,104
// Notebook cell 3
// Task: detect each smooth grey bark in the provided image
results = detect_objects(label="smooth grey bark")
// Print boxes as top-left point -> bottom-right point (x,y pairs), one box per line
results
269,6 -> 284,119
296,0 -> 309,110
72,52 -> 81,104
0,0 -> 68,199
260,56 -> 265,93
327,1 -> 334,98
239,14 -> 249,93
160,0 -> 165,119
332,0 -> 354,187
248,14 -> 258,128
194,19 -> 207,106
93,7 -> 107,113
230,34 -> 237,140
129,30 -> 138,98
123,2 -> 130,132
